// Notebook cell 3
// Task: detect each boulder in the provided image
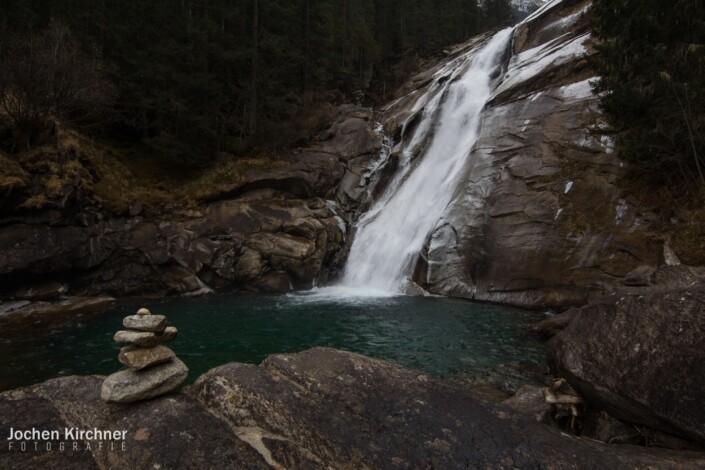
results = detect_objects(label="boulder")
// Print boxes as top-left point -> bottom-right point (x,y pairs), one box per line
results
1,349 -> 704,468
187,347 -> 705,469
113,331 -> 159,348
122,314 -> 167,333
0,376 -> 267,469
118,345 -> 175,371
548,281 -> 705,444
101,358 -> 188,404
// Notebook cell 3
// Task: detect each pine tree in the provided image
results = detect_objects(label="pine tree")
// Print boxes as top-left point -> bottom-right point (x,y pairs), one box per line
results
592,0 -> 705,188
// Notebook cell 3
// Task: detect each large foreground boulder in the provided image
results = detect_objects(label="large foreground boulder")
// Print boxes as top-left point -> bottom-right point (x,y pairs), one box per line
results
0,376 -> 268,469
188,347 -> 704,469
548,277 -> 705,444
1,348 -> 704,469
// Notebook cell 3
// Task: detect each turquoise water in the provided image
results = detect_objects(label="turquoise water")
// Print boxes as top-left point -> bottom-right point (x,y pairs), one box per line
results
0,289 -> 547,392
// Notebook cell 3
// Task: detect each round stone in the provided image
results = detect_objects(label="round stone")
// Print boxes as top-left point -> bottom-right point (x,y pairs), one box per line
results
136,308 -> 151,316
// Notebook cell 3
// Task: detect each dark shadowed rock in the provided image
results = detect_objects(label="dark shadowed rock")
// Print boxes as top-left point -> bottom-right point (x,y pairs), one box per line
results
531,309 -> 578,339
502,385 -> 553,423
580,410 -> 642,445
0,296 -> 115,324
652,265 -> 702,289
622,264 -> 655,286
101,358 -> 188,404
548,281 -> 705,444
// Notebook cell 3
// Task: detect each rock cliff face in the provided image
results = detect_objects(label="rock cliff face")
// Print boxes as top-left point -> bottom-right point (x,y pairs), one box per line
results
0,107 -> 380,299
2,348 -> 704,469
0,0 -> 674,309
376,0 -> 662,308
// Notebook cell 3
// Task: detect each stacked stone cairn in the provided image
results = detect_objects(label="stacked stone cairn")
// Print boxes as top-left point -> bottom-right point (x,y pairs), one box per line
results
101,308 -> 188,403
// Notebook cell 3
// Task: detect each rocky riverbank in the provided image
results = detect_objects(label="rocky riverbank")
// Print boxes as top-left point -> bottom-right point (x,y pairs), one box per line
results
0,105 -> 384,308
1,347 -> 704,469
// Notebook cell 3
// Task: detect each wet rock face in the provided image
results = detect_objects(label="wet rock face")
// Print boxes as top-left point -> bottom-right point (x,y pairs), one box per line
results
547,267 -> 705,444
0,106 -> 378,299
374,0 -> 660,309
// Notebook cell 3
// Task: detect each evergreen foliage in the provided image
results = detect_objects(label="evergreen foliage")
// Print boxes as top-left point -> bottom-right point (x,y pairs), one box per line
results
592,0 -> 705,188
0,0 -> 508,164
482,0 -> 514,28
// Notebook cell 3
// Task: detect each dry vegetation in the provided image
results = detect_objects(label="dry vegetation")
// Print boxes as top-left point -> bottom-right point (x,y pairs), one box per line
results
1,127 -> 282,216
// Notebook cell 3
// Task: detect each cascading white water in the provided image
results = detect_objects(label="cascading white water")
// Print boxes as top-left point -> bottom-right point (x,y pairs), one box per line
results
341,28 -> 513,294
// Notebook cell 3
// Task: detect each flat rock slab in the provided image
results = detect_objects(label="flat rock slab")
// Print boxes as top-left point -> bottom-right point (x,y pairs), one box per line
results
0,297 -> 115,325
123,314 -> 166,333
101,358 -> 188,403
118,345 -> 175,370
113,330 -> 158,348
15,281 -> 67,300
156,326 -> 177,343
187,347 -> 705,469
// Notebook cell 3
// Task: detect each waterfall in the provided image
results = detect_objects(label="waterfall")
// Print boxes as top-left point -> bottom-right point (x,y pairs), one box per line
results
341,28 -> 514,294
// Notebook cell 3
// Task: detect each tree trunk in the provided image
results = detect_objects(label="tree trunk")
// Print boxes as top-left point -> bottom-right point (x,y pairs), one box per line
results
248,0 -> 259,135
303,0 -> 311,91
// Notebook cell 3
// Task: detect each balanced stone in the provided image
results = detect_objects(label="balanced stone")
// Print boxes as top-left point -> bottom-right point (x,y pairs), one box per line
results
113,330 -> 158,348
119,345 -> 175,370
123,314 -> 166,333
157,326 -> 178,343
136,308 -> 151,315
101,357 -> 189,404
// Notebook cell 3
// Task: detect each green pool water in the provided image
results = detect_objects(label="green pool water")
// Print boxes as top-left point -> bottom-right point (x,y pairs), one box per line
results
0,288 -> 547,392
